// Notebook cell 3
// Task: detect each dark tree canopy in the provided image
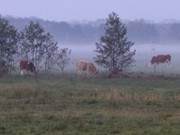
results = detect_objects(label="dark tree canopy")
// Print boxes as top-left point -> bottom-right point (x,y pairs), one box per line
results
95,12 -> 136,73
0,17 -> 19,73
0,17 -> 72,75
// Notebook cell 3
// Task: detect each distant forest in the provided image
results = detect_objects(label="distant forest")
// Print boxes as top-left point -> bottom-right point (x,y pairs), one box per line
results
4,16 -> 180,44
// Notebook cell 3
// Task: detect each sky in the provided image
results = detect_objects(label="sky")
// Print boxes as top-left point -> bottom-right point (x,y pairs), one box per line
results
0,0 -> 179,22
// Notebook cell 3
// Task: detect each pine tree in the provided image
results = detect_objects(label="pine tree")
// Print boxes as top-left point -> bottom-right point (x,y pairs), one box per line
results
95,12 -> 136,73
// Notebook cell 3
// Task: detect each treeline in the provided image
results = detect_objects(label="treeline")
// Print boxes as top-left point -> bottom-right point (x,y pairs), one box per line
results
5,16 -> 180,44
127,20 -> 180,44
0,17 -> 71,75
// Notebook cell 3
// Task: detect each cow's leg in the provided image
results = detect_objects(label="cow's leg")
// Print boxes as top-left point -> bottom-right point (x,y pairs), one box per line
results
86,65 -> 90,78
25,70 -> 29,75
153,64 -> 157,74
20,70 -> 24,75
167,60 -> 171,65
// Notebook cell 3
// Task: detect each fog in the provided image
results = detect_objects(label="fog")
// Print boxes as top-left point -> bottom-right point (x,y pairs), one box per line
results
61,44 -> 180,74
1,0 -> 180,75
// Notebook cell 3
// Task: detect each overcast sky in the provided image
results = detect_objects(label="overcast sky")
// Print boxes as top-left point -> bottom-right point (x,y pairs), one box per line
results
0,0 -> 179,22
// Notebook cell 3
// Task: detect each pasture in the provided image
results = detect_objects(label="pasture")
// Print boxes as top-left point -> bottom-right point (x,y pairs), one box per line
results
66,44 -> 180,74
0,74 -> 180,135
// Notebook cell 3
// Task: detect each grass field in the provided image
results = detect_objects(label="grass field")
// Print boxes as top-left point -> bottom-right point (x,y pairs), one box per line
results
0,74 -> 180,135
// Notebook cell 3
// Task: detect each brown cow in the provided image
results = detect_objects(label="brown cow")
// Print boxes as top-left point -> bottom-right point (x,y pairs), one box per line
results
151,54 -> 171,65
20,60 -> 36,75
76,60 -> 97,77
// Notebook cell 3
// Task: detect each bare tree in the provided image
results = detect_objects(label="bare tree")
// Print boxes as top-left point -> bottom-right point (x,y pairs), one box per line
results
55,48 -> 71,73
43,33 -> 58,72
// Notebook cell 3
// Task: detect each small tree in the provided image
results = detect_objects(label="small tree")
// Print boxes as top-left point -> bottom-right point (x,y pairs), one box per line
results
55,48 -> 71,73
43,32 -> 58,72
0,17 -> 19,73
95,12 -> 135,73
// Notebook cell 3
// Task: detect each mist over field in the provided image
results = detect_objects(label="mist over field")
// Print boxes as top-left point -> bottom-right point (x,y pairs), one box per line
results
60,43 -> 180,74
1,1 -> 180,135
0,16 -> 178,74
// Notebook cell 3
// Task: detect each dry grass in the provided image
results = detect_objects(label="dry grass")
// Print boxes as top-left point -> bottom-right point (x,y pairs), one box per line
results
86,88 -> 180,103
0,75 -> 179,135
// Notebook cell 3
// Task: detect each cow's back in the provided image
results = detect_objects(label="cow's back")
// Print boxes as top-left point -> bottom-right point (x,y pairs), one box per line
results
20,60 -> 28,70
76,61 -> 88,71
151,54 -> 171,65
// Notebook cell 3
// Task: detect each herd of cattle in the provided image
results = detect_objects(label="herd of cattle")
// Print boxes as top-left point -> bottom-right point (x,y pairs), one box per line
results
18,54 -> 171,77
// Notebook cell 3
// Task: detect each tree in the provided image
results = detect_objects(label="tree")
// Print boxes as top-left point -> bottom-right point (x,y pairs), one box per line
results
95,12 -> 136,73
55,48 -> 71,73
0,17 -> 19,73
20,21 -> 57,71
43,32 -> 58,72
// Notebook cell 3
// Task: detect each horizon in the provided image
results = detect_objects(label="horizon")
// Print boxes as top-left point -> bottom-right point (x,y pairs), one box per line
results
0,0 -> 180,23
2,14 -> 180,24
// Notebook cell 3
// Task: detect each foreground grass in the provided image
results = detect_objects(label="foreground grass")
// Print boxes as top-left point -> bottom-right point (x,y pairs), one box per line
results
0,74 -> 180,135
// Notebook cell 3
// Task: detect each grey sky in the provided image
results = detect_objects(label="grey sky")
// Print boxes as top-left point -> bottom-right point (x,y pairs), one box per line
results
0,0 -> 179,22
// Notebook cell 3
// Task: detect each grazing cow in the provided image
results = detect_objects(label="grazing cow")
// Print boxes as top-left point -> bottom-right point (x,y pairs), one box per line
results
76,60 -> 97,77
151,54 -> 171,65
20,60 -> 36,75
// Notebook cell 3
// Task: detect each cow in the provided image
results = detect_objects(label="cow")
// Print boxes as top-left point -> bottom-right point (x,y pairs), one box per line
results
150,54 -> 171,73
19,60 -> 36,75
76,60 -> 97,77
151,54 -> 171,65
